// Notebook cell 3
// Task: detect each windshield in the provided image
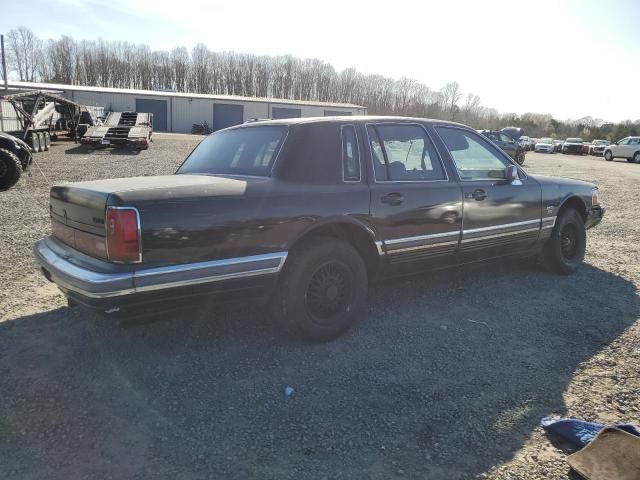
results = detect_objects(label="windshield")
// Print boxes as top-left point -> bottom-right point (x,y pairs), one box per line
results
566,138 -> 583,143
539,138 -> 553,143
177,126 -> 288,176
593,140 -> 608,145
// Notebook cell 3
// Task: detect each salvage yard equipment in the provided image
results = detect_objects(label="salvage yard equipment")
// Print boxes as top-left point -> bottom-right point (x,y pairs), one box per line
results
81,112 -> 153,149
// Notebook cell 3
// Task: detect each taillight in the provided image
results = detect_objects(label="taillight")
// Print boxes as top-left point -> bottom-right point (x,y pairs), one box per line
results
106,207 -> 141,263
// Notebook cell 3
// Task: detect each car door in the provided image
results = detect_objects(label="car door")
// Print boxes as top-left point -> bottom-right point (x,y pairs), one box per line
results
433,126 -> 542,262
365,122 -> 462,272
612,137 -> 629,157
627,138 -> 640,157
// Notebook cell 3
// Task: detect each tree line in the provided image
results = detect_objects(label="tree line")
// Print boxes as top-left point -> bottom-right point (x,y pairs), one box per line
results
4,26 -> 639,141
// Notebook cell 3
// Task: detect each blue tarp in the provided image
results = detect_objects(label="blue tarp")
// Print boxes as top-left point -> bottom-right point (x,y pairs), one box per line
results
541,416 -> 640,448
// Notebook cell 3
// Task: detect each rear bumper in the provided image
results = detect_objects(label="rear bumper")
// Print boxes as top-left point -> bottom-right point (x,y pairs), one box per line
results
34,237 -> 286,314
80,137 -> 149,147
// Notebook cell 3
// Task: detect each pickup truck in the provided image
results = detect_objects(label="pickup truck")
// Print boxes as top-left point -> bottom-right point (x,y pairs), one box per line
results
34,117 -> 605,341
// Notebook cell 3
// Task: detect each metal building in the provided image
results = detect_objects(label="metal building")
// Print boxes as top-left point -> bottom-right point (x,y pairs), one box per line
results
4,81 -> 367,133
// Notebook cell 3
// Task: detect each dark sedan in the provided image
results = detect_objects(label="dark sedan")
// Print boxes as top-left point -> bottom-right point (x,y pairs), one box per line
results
563,138 -> 585,154
34,117 -> 604,341
479,130 -> 526,164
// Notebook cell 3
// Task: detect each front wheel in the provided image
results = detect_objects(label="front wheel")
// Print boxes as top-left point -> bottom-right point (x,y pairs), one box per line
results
634,152 -> 640,164
604,150 -> 613,161
271,237 -> 368,342
542,209 -> 586,275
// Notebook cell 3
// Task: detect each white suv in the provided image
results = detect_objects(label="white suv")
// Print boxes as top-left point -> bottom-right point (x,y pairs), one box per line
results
604,137 -> 640,163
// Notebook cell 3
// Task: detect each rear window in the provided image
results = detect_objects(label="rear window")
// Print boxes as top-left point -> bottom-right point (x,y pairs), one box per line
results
177,126 -> 288,176
566,138 -> 583,143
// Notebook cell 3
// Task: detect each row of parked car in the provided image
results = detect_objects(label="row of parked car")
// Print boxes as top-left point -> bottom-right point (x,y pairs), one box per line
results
519,136 -> 640,162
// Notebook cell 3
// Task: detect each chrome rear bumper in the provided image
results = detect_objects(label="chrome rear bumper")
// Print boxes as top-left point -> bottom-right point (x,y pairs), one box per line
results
34,238 -> 287,300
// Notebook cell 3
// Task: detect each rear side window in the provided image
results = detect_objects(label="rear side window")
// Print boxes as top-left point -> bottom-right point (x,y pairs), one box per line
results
342,125 -> 360,181
177,126 -> 287,176
367,124 -> 446,181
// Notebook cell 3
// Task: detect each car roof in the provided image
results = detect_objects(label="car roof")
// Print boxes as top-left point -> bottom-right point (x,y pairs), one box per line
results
227,115 -> 469,129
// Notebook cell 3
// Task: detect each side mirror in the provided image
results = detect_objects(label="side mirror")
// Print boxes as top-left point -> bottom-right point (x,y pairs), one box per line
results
505,165 -> 522,185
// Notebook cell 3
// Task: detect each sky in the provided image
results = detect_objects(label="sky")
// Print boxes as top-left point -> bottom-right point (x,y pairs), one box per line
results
2,0 -> 639,122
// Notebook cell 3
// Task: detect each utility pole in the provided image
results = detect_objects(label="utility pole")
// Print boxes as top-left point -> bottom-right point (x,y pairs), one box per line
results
1,34 -> 8,91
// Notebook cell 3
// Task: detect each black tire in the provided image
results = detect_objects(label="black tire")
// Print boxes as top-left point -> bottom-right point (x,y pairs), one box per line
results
271,236 -> 368,342
43,132 -> 51,151
515,151 -> 525,165
29,132 -> 41,153
604,150 -> 613,161
0,148 -> 22,190
634,152 -> 640,164
542,209 -> 586,275
37,132 -> 44,152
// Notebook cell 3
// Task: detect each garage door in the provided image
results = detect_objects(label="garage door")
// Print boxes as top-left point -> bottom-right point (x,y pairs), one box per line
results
271,107 -> 301,119
324,110 -> 352,116
135,99 -> 167,131
213,104 -> 244,131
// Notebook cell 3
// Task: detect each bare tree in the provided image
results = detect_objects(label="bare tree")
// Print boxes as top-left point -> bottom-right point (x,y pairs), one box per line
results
6,26 -> 42,81
440,81 -> 463,120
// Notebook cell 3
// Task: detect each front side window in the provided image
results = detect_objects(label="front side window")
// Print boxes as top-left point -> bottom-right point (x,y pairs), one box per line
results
618,137 -> 629,145
367,124 -> 446,181
499,133 -> 515,143
435,127 -> 513,181
342,125 -> 360,181
177,126 -> 287,176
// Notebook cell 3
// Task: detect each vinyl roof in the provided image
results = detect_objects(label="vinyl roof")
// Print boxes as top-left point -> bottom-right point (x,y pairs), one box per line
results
5,81 -> 365,109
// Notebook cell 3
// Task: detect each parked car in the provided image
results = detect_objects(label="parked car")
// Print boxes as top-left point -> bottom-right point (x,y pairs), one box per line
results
553,140 -> 564,152
590,140 -> 610,156
603,137 -> 640,163
479,130 -> 526,164
562,138 -> 585,154
519,135 -> 534,151
34,117 -> 605,341
534,137 -> 555,153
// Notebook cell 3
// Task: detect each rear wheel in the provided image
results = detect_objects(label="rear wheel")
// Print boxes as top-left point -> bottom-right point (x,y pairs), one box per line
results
36,133 -> 45,152
42,132 -> 51,151
29,132 -> 41,153
515,151 -> 525,165
0,148 -> 22,190
542,209 -> 586,275
634,152 -> 640,164
271,236 -> 368,342
604,150 -> 613,161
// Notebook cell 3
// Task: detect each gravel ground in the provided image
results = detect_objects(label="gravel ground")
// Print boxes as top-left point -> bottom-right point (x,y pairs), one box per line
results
0,138 -> 638,480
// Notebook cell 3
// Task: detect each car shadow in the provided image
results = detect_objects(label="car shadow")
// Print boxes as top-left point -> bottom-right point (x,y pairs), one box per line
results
0,261 -> 636,479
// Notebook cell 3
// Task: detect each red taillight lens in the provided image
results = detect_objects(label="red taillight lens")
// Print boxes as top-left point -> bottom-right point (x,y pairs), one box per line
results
106,207 -> 141,263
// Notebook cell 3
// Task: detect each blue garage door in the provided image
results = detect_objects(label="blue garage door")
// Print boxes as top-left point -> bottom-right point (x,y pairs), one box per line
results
324,110 -> 351,116
272,107 -> 301,119
135,99 -> 167,131
213,103 -> 244,131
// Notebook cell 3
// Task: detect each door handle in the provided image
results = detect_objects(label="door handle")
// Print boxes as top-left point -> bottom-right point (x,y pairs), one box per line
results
381,192 -> 405,206
465,189 -> 487,201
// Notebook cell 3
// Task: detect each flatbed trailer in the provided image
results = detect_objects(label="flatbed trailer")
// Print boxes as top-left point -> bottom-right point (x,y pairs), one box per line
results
81,112 -> 153,149
0,90 -> 93,152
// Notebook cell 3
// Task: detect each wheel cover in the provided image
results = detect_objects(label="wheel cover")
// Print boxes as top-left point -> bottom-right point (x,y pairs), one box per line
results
560,224 -> 580,260
304,261 -> 352,324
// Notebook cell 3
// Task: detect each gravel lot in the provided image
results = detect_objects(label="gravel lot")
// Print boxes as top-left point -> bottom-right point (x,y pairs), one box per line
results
1,137 -> 638,479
